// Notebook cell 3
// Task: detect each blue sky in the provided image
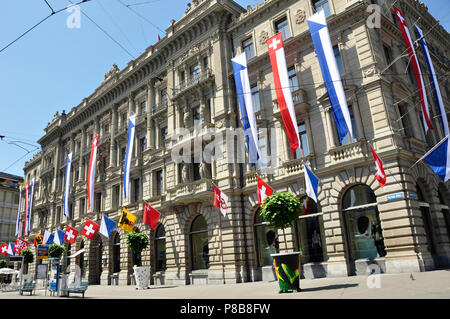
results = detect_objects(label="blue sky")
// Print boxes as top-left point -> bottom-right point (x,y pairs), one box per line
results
0,0 -> 448,177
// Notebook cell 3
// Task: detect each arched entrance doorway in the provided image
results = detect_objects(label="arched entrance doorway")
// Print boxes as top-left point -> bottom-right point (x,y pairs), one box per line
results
342,184 -> 386,275
112,233 -> 121,274
89,234 -> 103,284
190,215 -> 209,271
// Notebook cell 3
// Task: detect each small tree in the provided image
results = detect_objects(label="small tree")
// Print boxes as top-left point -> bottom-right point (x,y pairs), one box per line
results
261,192 -> 302,230
20,249 -> 34,264
0,259 -> 7,268
48,244 -> 66,258
126,232 -> 149,267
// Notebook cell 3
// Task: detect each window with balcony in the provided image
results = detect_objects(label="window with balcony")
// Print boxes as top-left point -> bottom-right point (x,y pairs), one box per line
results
140,101 -> 147,115
339,105 -> 358,145
383,44 -> 396,73
275,16 -> 290,40
155,170 -> 163,196
203,56 -> 209,71
132,178 -> 141,203
193,107 -> 202,125
190,64 -> 200,82
242,37 -> 255,59
113,184 -> 120,209
288,67 -> 299,92
94,192 -> 101,212
333,45 -> 344,76
257,129 -> 269,169
160,89 -> 168,106
251,84 -> 261,112
313,0 -> 331,17
79,197 -> 85,217
398,104 -> 413,137
160,127 -> 168,147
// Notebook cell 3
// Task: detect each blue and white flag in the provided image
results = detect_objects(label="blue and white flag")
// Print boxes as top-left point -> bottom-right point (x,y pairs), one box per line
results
54,229 -> 65,245
231,52 -> 260,164
421,135 -> 450,182
15,185 -> 22,237
64,152 -> 73,218
99,215 -> 117,238
43,230 -> 54,245
7,243 -> 15,256
304,164 -> 319,203
307,10 -> 353,143
415,25 -> 449,136
26,178 -> 34,234
123,115 -> 136,200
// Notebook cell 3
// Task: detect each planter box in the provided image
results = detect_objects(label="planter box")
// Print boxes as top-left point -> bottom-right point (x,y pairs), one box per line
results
133,267 -> 150,289
271,252 -> 301,293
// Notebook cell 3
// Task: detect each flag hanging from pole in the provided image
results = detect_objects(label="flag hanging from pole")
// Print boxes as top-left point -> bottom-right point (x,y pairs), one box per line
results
118,208 -> 137,233
43,230 -> 54,245
54,229 -> 65,245
421,135 -> 450,182
99,215 -> 117,238
304,164 -> 319,203
257,176 -> 273,206
88,136 -> 99,211
393,5 -> 433,132
7,243 -> 15,256
0,243 -> 8,256
13,238 -> 28,255
25,179 -> 34,235
213,184 -> 229,217
143,202 -> 160,231
34,234 -> 43,248
15,185 -> 22,237
23,182 -> 28,236
415,25 -> 448,136
232,52 -> 260,164
124,115 -> 136,200
369,144 -> 387,188
82,218 -> 100,240
64,152 -> 73,218
266,33 -> 300,155
64,225 -> 79,244
307,9 -> 353,143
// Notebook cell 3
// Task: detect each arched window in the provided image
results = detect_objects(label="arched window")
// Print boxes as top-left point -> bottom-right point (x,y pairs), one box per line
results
342,185 -> 386,260
190,215 -> 209,270
295,196 -> 327,264
155,224 -> 166,272
438,188 -> 450,244
113,233 -> 121,273
254,208 -> 279,267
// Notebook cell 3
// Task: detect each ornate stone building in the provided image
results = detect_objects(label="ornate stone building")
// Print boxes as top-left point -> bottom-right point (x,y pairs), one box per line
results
21,0 -> 449,286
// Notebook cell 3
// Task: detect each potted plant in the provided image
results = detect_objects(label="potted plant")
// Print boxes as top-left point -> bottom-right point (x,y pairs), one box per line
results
261,192 -> 302,293
126,232 -> 150,289
48,244 -> 66,259
0,260 -> 7,268
20,248 -> 34,276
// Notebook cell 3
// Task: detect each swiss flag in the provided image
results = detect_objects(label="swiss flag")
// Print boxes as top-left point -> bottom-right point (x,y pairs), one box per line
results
65,225 -> 79,244
143,202 -> 160,231
0,243 -> 8,256
257,176 -> 273,206
14,238 -> 28,254
369,144 -> 386,188
82,218 -> 100,240
213,185 -> 229,217
302,197 -> 311,215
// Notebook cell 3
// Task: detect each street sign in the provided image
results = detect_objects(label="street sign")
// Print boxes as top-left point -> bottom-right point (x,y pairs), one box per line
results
9,256 -> 23,262
36,264 -> 48,279
37,245 -> 49,259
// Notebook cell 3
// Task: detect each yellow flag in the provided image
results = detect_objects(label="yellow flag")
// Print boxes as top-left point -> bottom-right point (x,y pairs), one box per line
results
118,208 -> 136,233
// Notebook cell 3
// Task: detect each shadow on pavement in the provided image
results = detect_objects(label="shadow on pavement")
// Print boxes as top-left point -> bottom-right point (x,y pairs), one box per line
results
300,283 -> 359,292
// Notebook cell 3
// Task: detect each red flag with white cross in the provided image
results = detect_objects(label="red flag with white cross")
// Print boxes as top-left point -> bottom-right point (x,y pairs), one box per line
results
0,243 -> 8,256
64,225 -> 79,244
82,218 -> 100,240
257,176 -> 273,206
369,144 -> 386,188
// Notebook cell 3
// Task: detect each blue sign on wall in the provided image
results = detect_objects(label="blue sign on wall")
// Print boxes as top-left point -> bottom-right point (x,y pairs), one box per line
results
386,193 -> 404,201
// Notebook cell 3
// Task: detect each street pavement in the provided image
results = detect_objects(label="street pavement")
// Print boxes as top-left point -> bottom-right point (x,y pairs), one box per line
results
1,269 -> 450,300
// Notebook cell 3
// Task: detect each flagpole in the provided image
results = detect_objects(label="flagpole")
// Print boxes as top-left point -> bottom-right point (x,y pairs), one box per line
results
219,208 -> 225,284
409,135 -> 449,171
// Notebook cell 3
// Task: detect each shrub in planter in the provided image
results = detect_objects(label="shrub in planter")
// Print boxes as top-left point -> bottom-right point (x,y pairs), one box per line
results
0,260 -> 7,268
20,249 -> 34,264
48,244 -> 66,259
261,192 -> 303,293
126,232 -> 150,289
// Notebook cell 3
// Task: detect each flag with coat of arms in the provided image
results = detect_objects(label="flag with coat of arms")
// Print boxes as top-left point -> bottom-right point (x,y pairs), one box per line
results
213,185 -> 229,217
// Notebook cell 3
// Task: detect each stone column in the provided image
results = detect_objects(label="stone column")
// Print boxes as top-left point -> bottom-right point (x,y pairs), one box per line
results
324,107 -> 337,148
146,81 -> 153,150
304,112 -> 315,156
109,105 -> 118,168
351,97 -> 365,140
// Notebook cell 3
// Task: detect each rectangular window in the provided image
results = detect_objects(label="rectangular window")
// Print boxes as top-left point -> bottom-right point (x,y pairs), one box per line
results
193,107 -> 202,124
160,127 -> 168,146
242,37 -> 255,59
275,17 -> 290,40
313,0 -> 331,17
139,137 -> 146,155
190,64 -> 200,81
193,162 -> 201,181
333,45 -> 344,76
94,192 -> 101,212
140,101 -> 147,115
79,197 -> 85,217
155,170 -> 163,196
251,84 -> 261,112
161,89 -> 168,105
340,105 -> 358,145
383,44 -> 396,73
295,123 -> 310,158
113,184 -> 120,209
288,67 -> 299,92
121,113 -> 127,130
257,129 -> 269,169
133,178 -> 140,203
398,104 -> 413,137
203,56 -> 209,70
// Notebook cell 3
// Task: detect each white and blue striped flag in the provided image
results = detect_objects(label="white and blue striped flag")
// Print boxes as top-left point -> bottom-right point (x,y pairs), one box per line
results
420,135 -> 450,182
15,185 -> 22,237
123,114 -> 136,200
64,152 -> 73,218
54,229 -> 65,245
231,52 -> 260,164
99,215 -> 117,238
304,164 -> 319,203
43,230 -> 54,245
415,25 -> 449,136
307,9 -> 353,143
26,179 -> 34,234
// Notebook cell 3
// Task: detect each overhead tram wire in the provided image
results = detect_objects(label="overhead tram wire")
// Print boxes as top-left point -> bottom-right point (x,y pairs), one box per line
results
116,0 -> 165,34
66,0 -> 136,60
0,0 -> 91,54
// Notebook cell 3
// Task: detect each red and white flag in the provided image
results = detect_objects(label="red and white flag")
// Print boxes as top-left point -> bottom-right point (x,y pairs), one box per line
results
82,218 -> 99,240
0,243 -> 8,256
64,225 -> 79,244
393,5 -> 433,132
87,136 -> 99,211
267,33 -> 300,155
14,237 -> 28,254
257,176 -> 273,206
369,144 -> 386,188
213,185 -> 229,217
143,202 -> 160,231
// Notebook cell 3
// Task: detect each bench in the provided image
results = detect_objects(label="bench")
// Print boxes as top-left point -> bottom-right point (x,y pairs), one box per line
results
19,282 -> 35,295
61,281 -> 89,298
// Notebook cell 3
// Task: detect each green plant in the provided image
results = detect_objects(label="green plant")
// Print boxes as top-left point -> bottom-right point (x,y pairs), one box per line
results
126,232 -> 149,254
48,244 -> 66,258
20,249 -> 34,264
0,260 -> 7,268
260,192 -> 302,229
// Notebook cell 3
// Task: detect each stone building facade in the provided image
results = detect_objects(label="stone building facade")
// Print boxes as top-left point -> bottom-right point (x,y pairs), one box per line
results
21,0 -> 450,286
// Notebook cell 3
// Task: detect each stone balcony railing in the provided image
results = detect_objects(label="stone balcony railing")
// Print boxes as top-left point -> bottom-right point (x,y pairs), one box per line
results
173,69 -> 214,98
329,140 -> 366,164
152,100 -> 168,116
40,165 -> 54,177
